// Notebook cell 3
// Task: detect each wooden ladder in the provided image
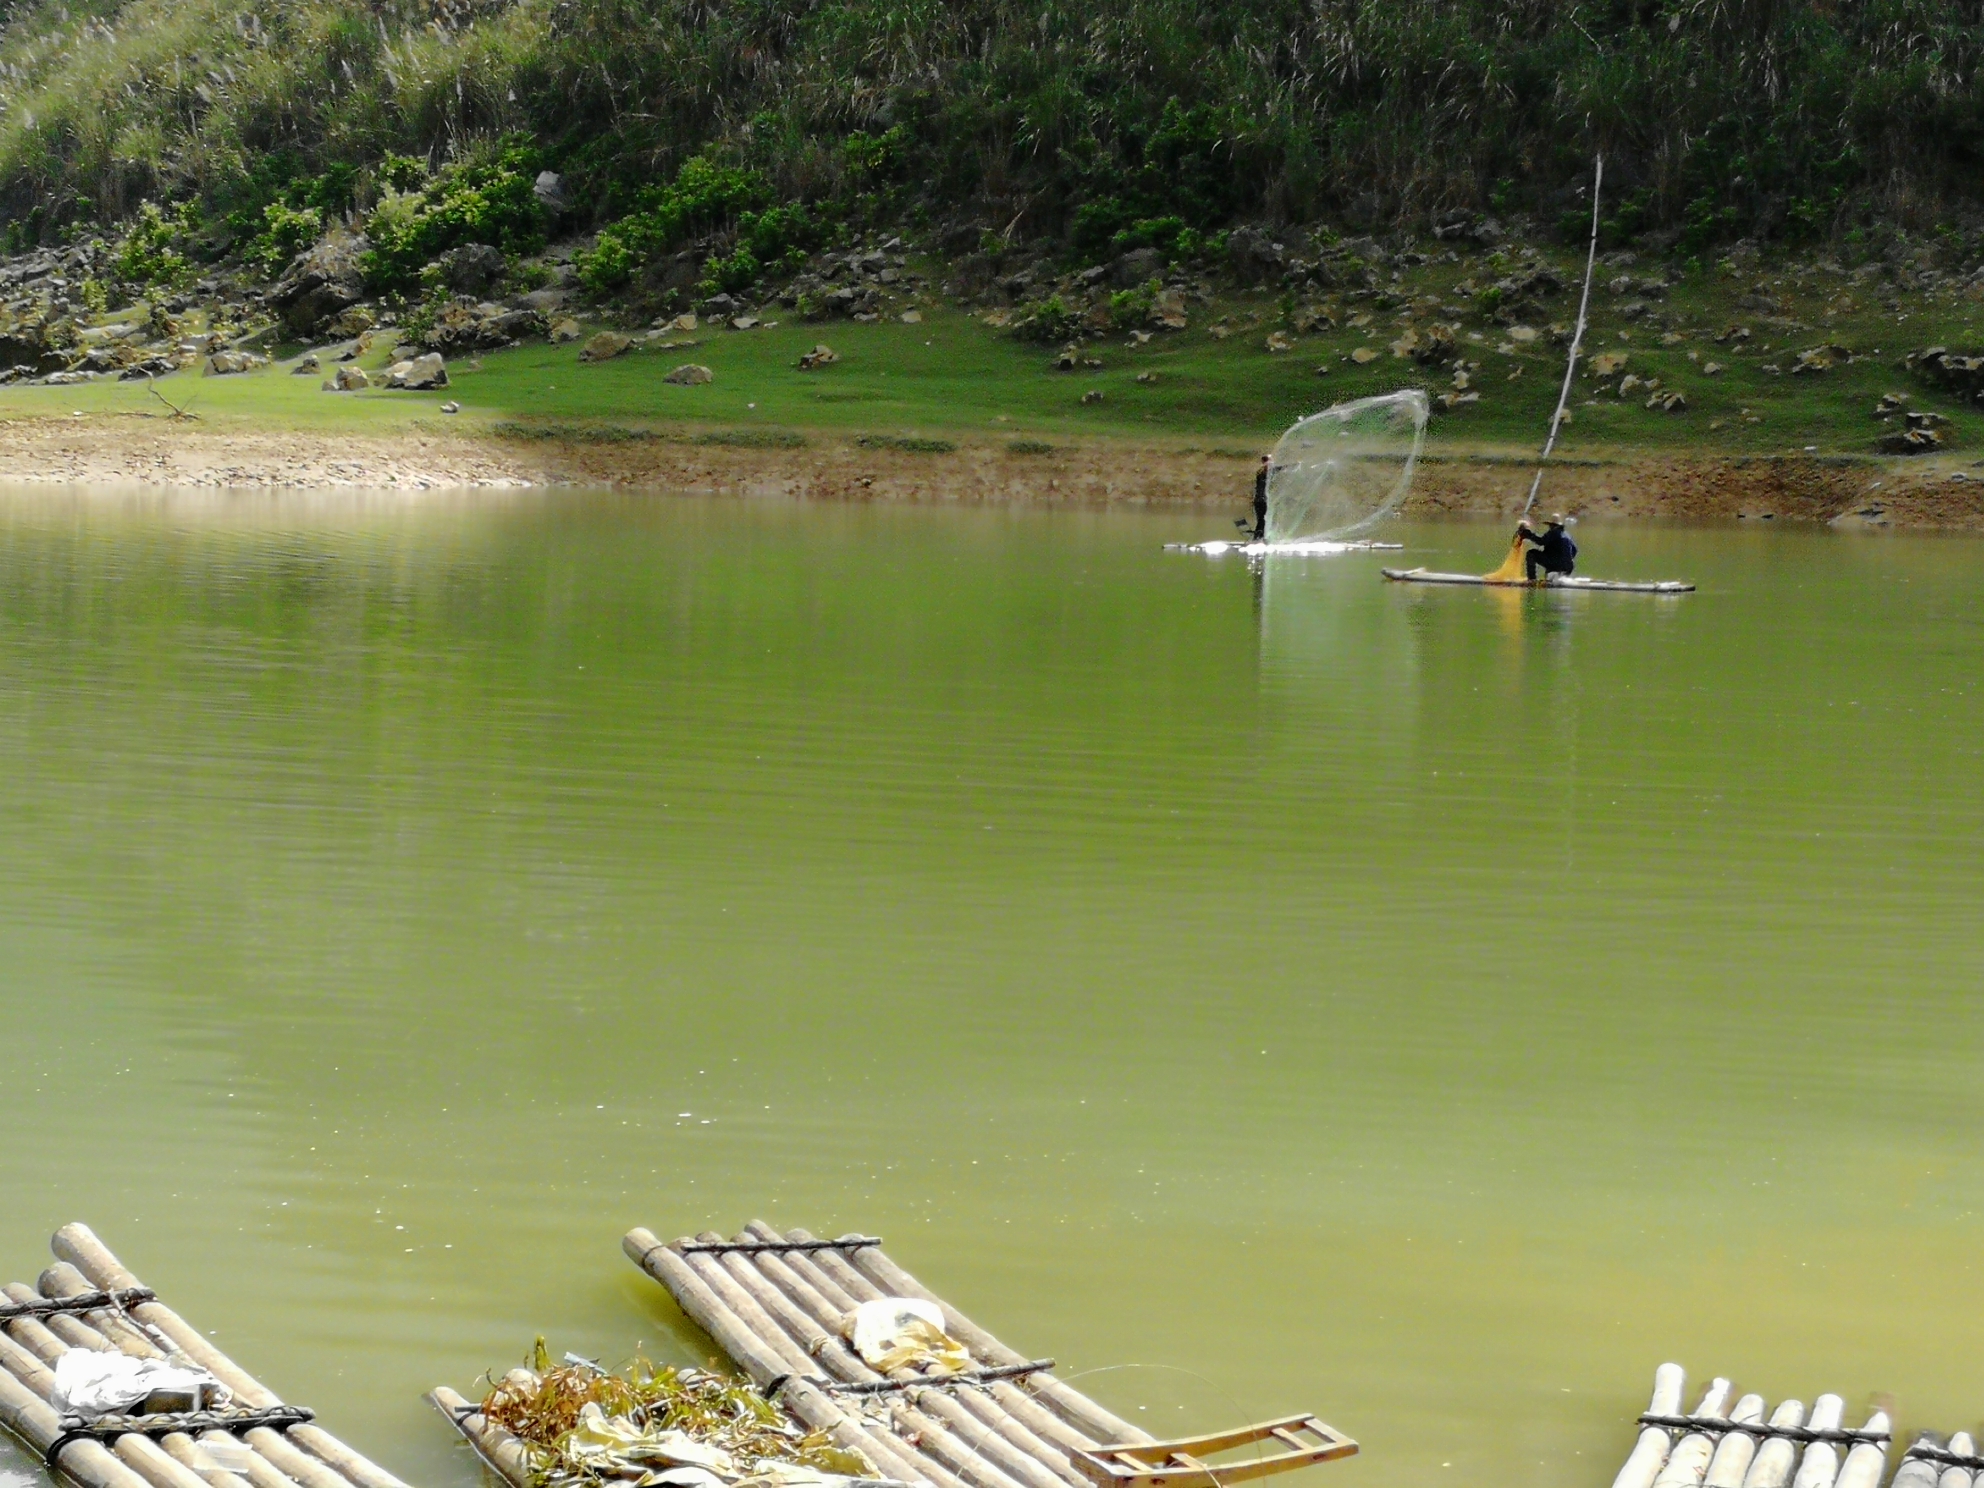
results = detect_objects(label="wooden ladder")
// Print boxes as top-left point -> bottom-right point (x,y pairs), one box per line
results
1071,1414 -> 1358,1488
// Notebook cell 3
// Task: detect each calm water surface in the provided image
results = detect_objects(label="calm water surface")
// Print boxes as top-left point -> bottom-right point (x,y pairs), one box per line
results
1,493 -> 1981,1488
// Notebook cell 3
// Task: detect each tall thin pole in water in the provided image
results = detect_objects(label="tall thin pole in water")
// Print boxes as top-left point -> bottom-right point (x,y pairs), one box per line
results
1522,155 -> 1604,521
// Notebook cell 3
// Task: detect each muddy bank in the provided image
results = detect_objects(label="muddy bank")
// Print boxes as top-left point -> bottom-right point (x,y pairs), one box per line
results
1,415 -> 1980,527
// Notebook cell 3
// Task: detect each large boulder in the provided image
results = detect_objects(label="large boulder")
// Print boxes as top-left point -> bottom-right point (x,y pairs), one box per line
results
664,363 -> 713,385
419,298 -> 543,353
1226,227 -> 1284,285
1110,247 -> 1164,287
533,171 -> 568,216
435,243 -> 506,297
205,349 -> 268,375
383,353 -> 448,390
579,331 -> 632,362
269,232 -> 370,334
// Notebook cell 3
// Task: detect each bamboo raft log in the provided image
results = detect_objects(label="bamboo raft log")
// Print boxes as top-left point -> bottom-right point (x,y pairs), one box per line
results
1604,1364 -> 1984,1488
433,1223 -> 1356,1488
0,1224 -> 410,1488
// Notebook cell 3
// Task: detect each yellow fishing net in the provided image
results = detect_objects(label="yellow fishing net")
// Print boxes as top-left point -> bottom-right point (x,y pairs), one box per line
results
1484,531 -> 1529,583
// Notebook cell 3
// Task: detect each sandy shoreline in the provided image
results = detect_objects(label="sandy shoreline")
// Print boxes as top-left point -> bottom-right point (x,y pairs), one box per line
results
3,415 -> 1982,527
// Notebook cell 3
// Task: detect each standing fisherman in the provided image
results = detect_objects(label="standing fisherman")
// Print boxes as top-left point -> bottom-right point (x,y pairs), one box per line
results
1252,454 -> 1272,543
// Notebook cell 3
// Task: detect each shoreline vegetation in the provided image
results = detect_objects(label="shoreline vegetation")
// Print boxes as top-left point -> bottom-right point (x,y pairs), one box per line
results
2,6 -> 1984,521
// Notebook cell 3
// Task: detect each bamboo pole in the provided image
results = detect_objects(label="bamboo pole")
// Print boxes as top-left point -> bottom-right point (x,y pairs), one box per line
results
427,1386 -> 530,1488
1653,1379 -> 1734,1488
1611,1364 -> 1688,1488
1831,1411 -> 1888,1488
1935,1432 -> 1975,1488
1789,1395 -> 1845,1488
40,1265 -> 168,1362
678,1236 -> 1016,1488
1890,1438 -> 1942,1488
838,1242 -> 1149,1447
621,1229 -> 935,1488
49,1225 -> 407,1488
1704,1395 -> 1767,1488
740,1227 -> 1086,1488
1741,1400 -> 1808,1488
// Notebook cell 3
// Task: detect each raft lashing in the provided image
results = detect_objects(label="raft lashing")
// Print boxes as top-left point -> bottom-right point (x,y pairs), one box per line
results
1609,1362 -> 1975,1488
0,1223 -> 409,1488
436,1223 -> 1357,1488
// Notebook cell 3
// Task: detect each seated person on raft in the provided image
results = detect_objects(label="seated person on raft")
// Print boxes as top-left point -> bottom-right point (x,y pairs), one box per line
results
1517,514 -> 1577,582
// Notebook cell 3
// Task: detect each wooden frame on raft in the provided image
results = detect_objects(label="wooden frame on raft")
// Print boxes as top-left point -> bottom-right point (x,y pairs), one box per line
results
0,1224 -> 409,1488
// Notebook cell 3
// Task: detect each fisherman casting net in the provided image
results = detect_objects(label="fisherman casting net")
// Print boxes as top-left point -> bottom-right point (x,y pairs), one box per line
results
1266,390 -> 1429,544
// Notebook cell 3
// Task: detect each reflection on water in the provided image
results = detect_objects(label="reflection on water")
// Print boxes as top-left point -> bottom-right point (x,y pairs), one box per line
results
0,493 -> 1981,1488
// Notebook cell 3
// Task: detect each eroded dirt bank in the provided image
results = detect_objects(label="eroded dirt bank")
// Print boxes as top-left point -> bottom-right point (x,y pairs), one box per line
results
1,416 -> 1978,528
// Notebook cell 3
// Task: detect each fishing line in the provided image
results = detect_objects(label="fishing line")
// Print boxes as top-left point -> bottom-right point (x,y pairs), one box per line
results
1521,155 -> 1604,522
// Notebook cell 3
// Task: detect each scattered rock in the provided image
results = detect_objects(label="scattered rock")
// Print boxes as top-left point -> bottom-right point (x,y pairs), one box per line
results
1431,211 -> 1504,247
1226,227 -> 1285,285
700,293 -> 738,319
1350,346 -> 1381,365
383,353 -> 448,390
1905,345 -> 1984,404
797,343 -> 839,370
1080,388 -> 1105,404
1791,343 -> 1853,375
664,363 -> 714,385
549,317 -> 585,344
1589,351 -> 1629,378
269,231 -> 370,334
292,352 -> 320,374
580,331 -> 633,362
1292,304 -> 1335,334
328,365 -> 369,390
41,369 -> 93,385
730,314 -> 761,331
205,350 -> 267,375
421,298 -> 543,353
1436,390 -> 1480,411
1135,371 -> 1158,384
1646,390 -> 1688,413
1052,344 -> 1080,371
1619,374 -> 1644,396
436,243 -> 507,297
1389,329 -> 1420,359
1875,391 -> 1909,417
1703,361 -> 1725,376
1411,324 -> 1458,366
1265,331 -> 1293,352
1879,424 -> 1944,454
1507,325 -> 1540,345
1152,289 -> 1188,330
898,309 -> 923,324
440,400 -> 461,414
1111,247 -> 1164,287
533,171 -> 569,216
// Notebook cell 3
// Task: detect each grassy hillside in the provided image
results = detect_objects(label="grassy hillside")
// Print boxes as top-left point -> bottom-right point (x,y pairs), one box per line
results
1,0 -> 1983,263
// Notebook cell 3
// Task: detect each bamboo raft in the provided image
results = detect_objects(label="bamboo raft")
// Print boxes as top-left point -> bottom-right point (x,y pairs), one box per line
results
1610,1363 -> 1981,1488
434,1222 -> 1356,1488
0,1224 -> 410,1488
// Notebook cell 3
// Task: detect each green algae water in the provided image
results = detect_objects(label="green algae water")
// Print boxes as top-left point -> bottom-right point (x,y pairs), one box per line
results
2,492 -> 1982,1488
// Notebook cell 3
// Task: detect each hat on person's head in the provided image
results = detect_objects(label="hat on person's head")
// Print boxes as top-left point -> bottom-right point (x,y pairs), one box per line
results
1546,513 -> 1566,526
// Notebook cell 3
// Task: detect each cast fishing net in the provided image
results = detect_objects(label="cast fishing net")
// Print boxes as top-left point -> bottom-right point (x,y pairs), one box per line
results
1265,390 -> 1429,544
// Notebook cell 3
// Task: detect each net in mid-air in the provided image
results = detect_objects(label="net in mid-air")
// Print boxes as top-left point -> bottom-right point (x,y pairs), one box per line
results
1266,390 -> 1429,544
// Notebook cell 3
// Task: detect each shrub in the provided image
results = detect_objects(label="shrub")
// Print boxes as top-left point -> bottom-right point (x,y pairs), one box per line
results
112,203 -> 193,294
1009,295 -> 1082,343
359,141 -> 547,296
578,155 -> 773,293
246,202 -> 323,275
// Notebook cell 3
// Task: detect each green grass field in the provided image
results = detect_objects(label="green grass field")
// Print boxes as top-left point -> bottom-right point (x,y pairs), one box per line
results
5,257 -> 1982,461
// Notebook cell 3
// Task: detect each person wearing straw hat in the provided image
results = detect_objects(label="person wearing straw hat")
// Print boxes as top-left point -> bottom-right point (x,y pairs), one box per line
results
1516,514 -> 1578,583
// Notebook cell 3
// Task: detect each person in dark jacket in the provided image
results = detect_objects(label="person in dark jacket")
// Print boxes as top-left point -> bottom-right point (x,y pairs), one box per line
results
1252,454 -> 1272,542
1518,514 -> 1577,582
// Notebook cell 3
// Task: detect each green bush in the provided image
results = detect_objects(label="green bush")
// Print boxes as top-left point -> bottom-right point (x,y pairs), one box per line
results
578,155 -> 772,292
246,202 -> 323,275
1009,295 -> 1082,343
359,142 -> 547,296
111,203 -> 193,294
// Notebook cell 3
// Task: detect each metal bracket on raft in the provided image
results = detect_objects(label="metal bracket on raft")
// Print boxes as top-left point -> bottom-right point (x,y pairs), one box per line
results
45,1406 -> 316,1466
1636,1413 -> 1890,1446
763,1360 -> 1056,1402
1073,1414 -> 1358,1488
0,1287 -> 155,1321
678,1236 -> 883,1256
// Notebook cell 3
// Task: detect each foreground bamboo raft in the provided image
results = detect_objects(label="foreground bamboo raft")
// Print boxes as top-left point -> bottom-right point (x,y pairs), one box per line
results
0,1224 -> 410,1488
435,1222 -> 1356,1488
1610,1363 -> 1984,1488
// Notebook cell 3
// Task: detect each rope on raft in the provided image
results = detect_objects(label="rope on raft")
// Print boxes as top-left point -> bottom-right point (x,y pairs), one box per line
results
45,1405 -> 316,1466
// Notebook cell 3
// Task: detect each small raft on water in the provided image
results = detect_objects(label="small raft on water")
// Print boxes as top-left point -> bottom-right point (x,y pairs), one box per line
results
1382,567 -> 1695,594
435,1223 -> 1358,1488
0,1223 -> 409,1488
1604,1361 -> 1984,1488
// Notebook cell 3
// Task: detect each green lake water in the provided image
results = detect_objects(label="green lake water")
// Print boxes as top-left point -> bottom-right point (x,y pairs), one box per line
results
1,492 -> 1981,1488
